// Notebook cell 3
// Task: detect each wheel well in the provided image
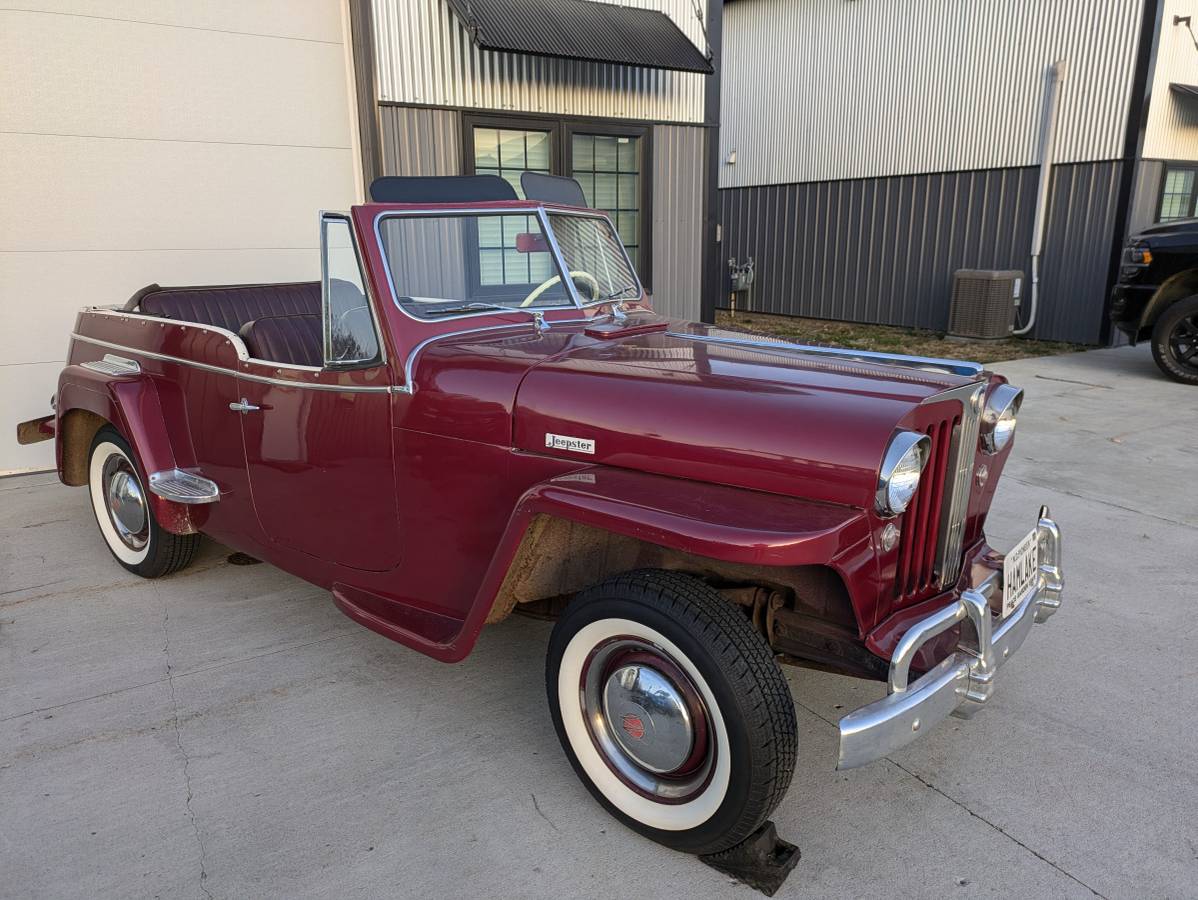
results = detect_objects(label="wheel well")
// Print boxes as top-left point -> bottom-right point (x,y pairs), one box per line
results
486,515 -> 878,678
1142,269 -> 1198,334
59,408 -> 110,485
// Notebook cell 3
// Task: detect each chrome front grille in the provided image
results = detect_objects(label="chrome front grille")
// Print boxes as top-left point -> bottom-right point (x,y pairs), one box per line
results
935,384 -> 985,588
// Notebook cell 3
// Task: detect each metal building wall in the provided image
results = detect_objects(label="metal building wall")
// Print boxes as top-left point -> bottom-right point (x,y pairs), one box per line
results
719,0 -> 1145,189
1143,0 -> 1198,162
651,125 -> 706,319
372,0 -> 706,124
379,105 -> 461,176
719,161 -> 1124,344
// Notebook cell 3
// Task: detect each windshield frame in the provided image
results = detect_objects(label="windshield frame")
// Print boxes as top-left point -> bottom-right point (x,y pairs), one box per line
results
371,205 -> 644,323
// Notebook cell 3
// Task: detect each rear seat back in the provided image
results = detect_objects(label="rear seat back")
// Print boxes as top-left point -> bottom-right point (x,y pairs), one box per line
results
239,314 -> 323,368
136,282 -> 320,334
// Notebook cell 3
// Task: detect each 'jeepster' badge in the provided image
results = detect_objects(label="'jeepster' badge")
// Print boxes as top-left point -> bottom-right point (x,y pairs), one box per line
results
545,433 -> 595,454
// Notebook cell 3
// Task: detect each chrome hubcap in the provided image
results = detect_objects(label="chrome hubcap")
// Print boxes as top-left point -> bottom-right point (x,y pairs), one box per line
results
602,664 -> 693,773
104,457 -> 148,550
581,638 -> 714,802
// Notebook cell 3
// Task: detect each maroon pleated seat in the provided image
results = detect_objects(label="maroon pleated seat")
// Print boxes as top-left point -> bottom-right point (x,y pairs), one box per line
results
239,314 -> 323,368
136,282 -> 321,334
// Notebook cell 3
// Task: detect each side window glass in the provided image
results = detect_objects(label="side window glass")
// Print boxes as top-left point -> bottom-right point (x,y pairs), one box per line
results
321,216 -> 380,366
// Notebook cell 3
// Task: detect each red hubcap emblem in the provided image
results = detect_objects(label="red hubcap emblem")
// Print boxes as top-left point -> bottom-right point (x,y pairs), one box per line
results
621,713 -> 645,740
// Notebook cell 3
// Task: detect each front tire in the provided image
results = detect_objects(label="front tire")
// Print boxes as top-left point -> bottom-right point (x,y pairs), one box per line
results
1150,295 -> 1198,385
88,426 -> 199,578
546,570 -> 797,855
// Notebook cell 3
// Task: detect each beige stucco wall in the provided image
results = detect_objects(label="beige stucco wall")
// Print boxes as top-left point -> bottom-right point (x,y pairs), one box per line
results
0,1 -> 360,473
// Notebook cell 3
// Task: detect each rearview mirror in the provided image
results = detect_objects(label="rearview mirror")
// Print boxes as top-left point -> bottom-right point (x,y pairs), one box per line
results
515,232 -> 549,253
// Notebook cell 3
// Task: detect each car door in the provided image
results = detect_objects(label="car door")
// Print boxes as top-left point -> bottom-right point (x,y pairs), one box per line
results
236,213 -> 401,572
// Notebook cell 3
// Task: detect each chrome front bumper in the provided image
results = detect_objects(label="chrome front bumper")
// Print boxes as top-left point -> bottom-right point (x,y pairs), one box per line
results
837,507 -> 1063,770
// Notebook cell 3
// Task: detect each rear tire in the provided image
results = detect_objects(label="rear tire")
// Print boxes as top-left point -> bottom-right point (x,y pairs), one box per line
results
546,569 -> 797,855
88,426 -> 200,578
1150,295 -> 1198,385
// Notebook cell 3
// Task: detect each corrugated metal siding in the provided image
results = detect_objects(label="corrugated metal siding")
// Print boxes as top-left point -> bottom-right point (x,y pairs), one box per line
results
1143,0 -> 1198,161
373,0 -> 706,123
651,125 -> 705,320
720,0 -> 1145,188
379,105 -> 462,176
719,161 -> 1123,343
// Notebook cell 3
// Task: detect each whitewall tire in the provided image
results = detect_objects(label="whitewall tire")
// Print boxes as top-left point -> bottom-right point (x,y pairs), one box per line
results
88,426 -> 199,578
546,570 -> 797,855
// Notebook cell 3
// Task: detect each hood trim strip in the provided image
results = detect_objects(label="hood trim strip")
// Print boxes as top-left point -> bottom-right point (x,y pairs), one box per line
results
665,331 -> 984,378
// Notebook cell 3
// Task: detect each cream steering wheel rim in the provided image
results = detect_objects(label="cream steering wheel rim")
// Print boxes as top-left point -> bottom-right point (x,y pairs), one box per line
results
520,270 -> 601,307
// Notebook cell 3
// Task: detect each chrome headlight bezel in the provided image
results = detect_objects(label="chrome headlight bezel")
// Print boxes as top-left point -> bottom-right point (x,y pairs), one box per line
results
980,383 -> 1023,453
876,431 -> 931,518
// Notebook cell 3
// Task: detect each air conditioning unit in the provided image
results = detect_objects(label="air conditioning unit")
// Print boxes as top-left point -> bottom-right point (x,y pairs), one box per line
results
948,269 -> 1023,339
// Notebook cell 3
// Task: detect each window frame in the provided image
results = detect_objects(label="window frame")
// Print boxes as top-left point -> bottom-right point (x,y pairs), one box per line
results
461,112 -> 654,292
319,212 -> 386,370
1156,163 -> 1198,223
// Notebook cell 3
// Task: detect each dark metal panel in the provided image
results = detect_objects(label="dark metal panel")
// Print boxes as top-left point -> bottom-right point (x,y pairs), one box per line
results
719,161 -> 1124,344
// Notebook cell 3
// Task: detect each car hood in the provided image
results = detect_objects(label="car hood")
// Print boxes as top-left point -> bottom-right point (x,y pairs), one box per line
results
513,322 -> 986,510
1135,218 -> 1198,238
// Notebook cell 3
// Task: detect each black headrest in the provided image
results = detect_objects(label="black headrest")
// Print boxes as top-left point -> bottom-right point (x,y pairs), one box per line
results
370,175 -> 518,204
521,172 -> 587,207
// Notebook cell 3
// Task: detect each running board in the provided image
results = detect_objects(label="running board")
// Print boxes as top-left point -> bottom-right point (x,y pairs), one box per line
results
148,469 -> 220,504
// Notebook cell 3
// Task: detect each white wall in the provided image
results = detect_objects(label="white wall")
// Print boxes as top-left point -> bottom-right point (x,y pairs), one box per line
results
0,1 -> 360,473
720,0 -> 1146,189
1143,0 -> 1198,162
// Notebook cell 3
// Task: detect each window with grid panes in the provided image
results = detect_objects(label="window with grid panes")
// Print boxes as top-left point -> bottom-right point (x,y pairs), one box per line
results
1159,167 -> 1198,222
472,127 -> 555,286
571,134 -> 641,273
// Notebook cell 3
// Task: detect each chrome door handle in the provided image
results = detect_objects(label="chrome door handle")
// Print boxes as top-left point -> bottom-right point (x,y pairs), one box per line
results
229,398 -> 261,414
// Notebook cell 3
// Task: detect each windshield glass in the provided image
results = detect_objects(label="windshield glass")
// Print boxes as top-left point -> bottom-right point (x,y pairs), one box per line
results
548,214 -> 641,304
379,213 -> 572,319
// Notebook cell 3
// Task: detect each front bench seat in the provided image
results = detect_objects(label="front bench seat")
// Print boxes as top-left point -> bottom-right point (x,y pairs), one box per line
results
134,282 -> 321,334
239,314 -> 323,368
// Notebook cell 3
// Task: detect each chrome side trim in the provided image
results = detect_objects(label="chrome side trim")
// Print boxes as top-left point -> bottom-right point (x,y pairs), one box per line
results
80,354 -> 141,376
70,334 -> 393,394
397,321 -> 539,394
665,331 -> 985,377
148,469 -> 220,505
85,308 -> 253,361
837,509 -> 1063,769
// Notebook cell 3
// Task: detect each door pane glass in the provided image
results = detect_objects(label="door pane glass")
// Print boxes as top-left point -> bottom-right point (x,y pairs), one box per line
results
1159,168 -> 1196,222
321,217 -> 379,365
471,126 -> 553,286
571,133 -> 642,276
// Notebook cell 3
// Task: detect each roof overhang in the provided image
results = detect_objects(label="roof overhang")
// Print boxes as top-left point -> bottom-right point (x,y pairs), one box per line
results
444,0 -> 713,74
1170,82 -> 1198,99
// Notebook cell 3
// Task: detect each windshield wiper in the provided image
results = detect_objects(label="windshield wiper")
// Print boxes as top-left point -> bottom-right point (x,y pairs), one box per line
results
423,302 -> 507,317
598,286 -> 641,304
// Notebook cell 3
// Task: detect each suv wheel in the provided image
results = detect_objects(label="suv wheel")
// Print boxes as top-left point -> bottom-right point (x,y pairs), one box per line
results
545,570 -> 797,855
1151,295 -> 1198,385
88,426 -> 200,578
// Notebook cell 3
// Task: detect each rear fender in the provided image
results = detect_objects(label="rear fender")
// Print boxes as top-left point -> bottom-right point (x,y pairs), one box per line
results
446,467 -> 873,662
56,366 -> 206,534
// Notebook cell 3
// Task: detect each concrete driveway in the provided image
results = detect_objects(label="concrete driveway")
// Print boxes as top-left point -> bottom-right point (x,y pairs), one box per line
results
2,344 -> 1195,900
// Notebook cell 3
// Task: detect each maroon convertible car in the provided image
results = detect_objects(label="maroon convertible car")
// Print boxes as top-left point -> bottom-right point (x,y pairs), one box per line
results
19,174 -> 1063,862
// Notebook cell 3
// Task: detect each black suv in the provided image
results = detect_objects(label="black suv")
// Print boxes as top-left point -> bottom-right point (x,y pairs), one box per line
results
1110,219 -> 1198,384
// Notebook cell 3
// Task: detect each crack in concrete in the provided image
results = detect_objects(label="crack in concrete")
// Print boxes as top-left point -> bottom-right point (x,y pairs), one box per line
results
0,631 -> 359,724
790,696 -> 1108,898
1005,474 -> 1197,531
530,793 -> 559,832
157,584 -> 213,900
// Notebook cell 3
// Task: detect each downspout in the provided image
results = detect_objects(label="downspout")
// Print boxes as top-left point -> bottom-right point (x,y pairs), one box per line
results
1015,60 -> 1067,336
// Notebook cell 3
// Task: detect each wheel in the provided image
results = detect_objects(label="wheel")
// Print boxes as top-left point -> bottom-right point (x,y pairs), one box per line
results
88,426 -> 200,578
1150,295 -> 1198,385
546,569 -> 797,855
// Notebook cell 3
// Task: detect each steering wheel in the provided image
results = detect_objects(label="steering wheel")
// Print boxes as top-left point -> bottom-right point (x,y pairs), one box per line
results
520,270 -> 601,308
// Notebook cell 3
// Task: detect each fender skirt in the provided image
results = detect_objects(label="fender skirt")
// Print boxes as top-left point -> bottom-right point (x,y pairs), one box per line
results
375,466 -> 872,663
56,366 -> 209,535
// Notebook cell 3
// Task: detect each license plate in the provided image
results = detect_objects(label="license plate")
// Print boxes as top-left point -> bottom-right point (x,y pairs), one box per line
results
1002,527 -> 1041,618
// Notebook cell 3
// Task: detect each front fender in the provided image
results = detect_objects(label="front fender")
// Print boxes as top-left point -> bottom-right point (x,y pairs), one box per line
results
446,466 -> 873,662
56,366 -> 206,534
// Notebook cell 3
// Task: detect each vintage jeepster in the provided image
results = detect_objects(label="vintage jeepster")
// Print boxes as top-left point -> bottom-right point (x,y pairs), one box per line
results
18,175 -> 1063,859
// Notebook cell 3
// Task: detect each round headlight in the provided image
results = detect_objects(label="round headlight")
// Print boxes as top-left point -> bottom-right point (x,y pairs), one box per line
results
981,384 -> 1022,453
876,431 -> 930,517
